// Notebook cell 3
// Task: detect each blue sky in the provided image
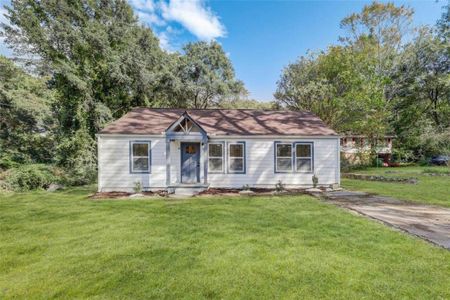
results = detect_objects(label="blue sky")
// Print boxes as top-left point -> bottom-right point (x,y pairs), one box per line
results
0,0 -> 445,101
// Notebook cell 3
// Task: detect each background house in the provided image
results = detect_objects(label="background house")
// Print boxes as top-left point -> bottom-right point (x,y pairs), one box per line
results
341,135 -> 395,165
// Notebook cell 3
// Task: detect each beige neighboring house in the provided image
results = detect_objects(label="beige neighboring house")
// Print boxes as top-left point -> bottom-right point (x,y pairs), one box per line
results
340,135 -> 395,164
96,108 -> 340,194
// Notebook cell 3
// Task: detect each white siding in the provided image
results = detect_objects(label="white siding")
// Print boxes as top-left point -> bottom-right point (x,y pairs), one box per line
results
97,136 -> 166,192
207,138 -> 339,188
97,135 -> 340,191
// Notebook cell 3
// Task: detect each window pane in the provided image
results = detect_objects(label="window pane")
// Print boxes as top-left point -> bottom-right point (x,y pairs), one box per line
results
133,157 -> 149,171
229,158 -> 243,171
276,158 -> 292,171
229,144 -> 243,157
296,144 -> 311,157
133,143 -> 148,156
209,158 -> 223,171
209,144 -> 223,157
186,145 -> 196,154
277,144 -> 291,157
297,158 -> 312,172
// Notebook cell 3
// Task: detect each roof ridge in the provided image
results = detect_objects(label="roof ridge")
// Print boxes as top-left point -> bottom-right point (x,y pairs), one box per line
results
132,107 -> 314,113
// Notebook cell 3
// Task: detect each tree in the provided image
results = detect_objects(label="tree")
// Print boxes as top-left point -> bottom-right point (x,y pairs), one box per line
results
173,41 -> 247,108
389,25 -> 450,158
340,1 -> 414,77
0,56 -> 56,168
1,0 -> 168,137
275,45 -> 389,139
275,2 -> 420,147
217,98 -> 275,109
1,0 -> 172,179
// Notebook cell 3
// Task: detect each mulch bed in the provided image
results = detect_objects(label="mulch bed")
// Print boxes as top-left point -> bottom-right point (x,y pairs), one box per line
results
90,188 -> 314,199
198,187 -> 310,196
90,190 -> 168,199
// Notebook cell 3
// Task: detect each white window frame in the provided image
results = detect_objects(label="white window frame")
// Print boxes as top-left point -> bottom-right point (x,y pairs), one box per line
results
295,142 -> 314,173
130,141 -> 151,173
227,142 -> 245,174
208,143 -> 224,173
275,142 -> 293,173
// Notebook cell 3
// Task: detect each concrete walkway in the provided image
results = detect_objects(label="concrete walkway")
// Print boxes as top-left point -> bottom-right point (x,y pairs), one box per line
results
322,191 -> 450,250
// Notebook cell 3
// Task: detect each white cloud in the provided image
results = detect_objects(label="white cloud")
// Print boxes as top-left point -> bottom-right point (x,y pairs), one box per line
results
137,10 -> 166,26
157,30 -> 171,51
129,0 -> 155,12
130,1 -> 227,50
161,0 -> 225,40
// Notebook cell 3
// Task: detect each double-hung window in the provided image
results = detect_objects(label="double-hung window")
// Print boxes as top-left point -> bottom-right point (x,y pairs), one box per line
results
228,142 -> 245,173
295,143 -> 313,172
130,141 -> 151,173
275,142 -> 314,173
208,143 -> 224,173
275,143 -> 293,172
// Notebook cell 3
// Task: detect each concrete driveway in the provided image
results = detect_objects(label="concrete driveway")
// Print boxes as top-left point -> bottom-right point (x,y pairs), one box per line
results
322,191 -> 450,250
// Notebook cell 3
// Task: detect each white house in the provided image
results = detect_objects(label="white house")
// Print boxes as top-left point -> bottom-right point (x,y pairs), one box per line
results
97,108 -> 340,193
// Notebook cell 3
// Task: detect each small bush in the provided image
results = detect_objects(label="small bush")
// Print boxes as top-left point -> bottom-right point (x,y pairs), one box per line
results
312,174 -> 319,188
275,180 -> 285,192
133,181 -> 142,193
3,164 -> 61,192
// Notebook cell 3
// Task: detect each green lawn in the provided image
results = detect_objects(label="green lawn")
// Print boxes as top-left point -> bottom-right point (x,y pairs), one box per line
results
1,187 -> 450,299
342,166 -> 450,208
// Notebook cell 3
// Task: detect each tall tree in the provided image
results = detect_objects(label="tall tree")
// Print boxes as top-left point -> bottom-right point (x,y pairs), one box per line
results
275,2 -> 417,143
1,0 -> 171,180
173,41 -> 246,108
1,0 -> 167,137
340,1 -> 414,77
275,44 -> 389,139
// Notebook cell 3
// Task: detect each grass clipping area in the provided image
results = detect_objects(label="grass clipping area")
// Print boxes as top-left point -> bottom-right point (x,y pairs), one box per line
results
1,187 -> 450,299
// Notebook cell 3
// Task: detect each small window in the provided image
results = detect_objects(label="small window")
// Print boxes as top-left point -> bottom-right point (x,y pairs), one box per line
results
130,141 -> 151,173
228,142 -> 245,173
186,145 -> 196,154
295,143 -> 313,172
275,143 -> 292,172
208,143 -> 224,173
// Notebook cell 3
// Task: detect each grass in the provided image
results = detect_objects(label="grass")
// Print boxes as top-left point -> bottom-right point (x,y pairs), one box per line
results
342,166 -> 450,208
1,187 -> 450,299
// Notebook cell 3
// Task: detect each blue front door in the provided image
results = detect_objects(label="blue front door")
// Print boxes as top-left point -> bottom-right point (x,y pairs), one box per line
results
181,143 -> 200,183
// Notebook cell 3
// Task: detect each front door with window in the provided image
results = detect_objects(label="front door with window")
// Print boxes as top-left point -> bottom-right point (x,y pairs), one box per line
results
181,142 -> 200,183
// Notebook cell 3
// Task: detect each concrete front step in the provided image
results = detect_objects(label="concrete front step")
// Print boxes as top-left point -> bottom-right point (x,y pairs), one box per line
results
168,184 -> 209,196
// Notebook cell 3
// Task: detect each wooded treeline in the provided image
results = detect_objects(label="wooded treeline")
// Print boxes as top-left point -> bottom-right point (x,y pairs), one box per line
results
0,1 -> 448,186
275,2 -> 449,160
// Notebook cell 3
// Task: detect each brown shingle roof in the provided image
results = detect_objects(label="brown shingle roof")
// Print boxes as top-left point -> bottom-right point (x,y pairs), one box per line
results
99,108 -> 338,136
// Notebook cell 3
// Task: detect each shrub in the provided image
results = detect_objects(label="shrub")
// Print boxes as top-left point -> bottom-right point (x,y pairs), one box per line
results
56,130 -> 97,186
242,184 -> 250,191
3,164 -> 61,192
275,180 -> 285,192
133,181 -> 142,193
312,174 -> 319,188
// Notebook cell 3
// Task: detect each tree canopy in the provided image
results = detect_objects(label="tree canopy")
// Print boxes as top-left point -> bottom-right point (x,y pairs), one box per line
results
275,1 -> 449,158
